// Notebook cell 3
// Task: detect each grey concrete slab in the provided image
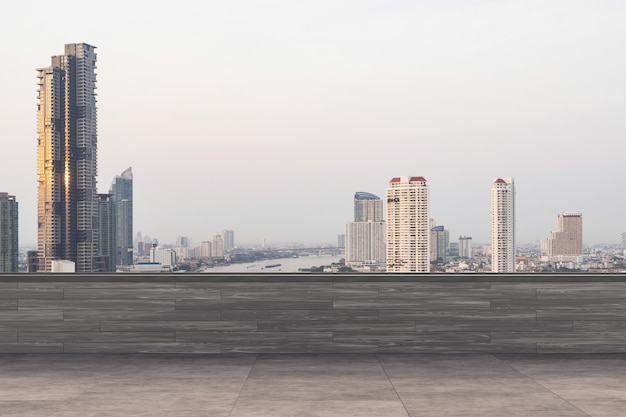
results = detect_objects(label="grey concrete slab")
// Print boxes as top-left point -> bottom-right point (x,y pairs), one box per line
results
229,400 -> 411,417
111,354 -> 256,379
2,353 -> 626,416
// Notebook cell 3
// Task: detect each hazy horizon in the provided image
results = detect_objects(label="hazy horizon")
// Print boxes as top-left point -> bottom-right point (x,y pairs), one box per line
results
1,0 -> 625,247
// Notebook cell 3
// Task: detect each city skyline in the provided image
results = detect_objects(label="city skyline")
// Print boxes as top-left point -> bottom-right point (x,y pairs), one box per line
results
1,1 -> 625,247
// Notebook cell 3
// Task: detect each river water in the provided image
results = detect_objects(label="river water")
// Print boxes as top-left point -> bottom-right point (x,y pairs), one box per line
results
202,255 -> 343,273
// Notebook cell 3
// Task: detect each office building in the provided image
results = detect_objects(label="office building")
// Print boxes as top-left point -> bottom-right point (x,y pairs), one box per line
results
110,167 -> 133,266
0,193 -> 18,272
386,176 -> 430,272
37,43 -> 98,272
491,177 -> 515,273
544,212 -> 583,256
95,194 -> 116,272
430,225 -> 449,263
458,236 -> 473,259
354,192 -> 383,222
223,229 -> 234,252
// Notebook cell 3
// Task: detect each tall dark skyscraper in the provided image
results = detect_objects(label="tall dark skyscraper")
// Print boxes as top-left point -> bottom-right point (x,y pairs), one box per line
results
110,167 -> 133,266
96,194 -> 116,272
37,43 -> 98,272
0,193 -> 18,272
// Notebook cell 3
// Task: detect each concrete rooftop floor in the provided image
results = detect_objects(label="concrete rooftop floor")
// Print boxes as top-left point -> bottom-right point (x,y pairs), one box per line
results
0,353 -> 625,416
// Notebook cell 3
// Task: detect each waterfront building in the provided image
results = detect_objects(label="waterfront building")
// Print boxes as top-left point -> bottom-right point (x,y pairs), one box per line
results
346,191 -> 386,268
354,192 -> 383,222
110,167 -> 133,266
430,225 -> 449,263
0,193 -> 18,272
223,229 -> 234,252
95,194 -> 116,272
544,212 -> 583,256
37,43 -> 98,272
212,234 -> 224,258
200,241 -> 212,259
337,234 -> 345,249
491,177 -> 515,273
458,236 -> 473,259
386,176 -> 430,272
345,221 -> 386,268
150,247 -> 176,269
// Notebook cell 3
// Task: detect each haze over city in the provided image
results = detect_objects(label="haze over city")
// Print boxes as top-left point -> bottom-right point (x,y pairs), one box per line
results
1,0 -> 625,247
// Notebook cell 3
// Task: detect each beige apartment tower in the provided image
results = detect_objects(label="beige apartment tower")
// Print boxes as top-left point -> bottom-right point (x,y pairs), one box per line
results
37,43 -> 98,272
386,176 -> 430,272
491,177 -> 515,273
545,212 -> 583,256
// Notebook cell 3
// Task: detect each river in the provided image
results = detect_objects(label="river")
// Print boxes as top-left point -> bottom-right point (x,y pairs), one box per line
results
201,254 -> 343,273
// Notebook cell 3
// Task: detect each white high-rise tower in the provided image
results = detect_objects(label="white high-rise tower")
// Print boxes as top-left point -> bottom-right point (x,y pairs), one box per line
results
491,177 -> 515,273
386,176 -> 430,272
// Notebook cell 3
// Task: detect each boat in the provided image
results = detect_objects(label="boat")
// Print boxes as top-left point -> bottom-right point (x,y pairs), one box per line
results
265,264 -> 282,268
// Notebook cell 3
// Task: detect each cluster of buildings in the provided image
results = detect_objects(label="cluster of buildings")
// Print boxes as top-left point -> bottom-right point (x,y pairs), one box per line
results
344,176 -> 588,273
0,43 -> 134,273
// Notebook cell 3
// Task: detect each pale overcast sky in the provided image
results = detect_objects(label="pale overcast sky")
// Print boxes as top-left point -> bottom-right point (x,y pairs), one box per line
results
1,0 -> 625,247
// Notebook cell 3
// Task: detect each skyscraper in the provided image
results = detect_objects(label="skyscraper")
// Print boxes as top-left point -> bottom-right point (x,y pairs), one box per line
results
346,192 -> 386,269
110,167 -> 133,266
37,43 -> 98,272
223,229 -> 235,252
544,212 -> 583,256
95,194 -> 116,272
386,177 -> 430,272
458,236 -> 473,259
430,225 -> 449,263
354,192 -> 383,222
491,177 -> 515,273
0,193 -> 18,272
212,234 -> 224,258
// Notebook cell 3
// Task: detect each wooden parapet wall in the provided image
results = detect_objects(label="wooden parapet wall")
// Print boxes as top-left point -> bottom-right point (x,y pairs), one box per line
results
0,273 -> 625,353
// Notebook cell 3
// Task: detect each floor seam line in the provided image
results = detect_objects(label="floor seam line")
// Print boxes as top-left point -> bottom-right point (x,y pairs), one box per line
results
498,356 -> 592,417
376,353 -> 412,417
227,353 -> 258,417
